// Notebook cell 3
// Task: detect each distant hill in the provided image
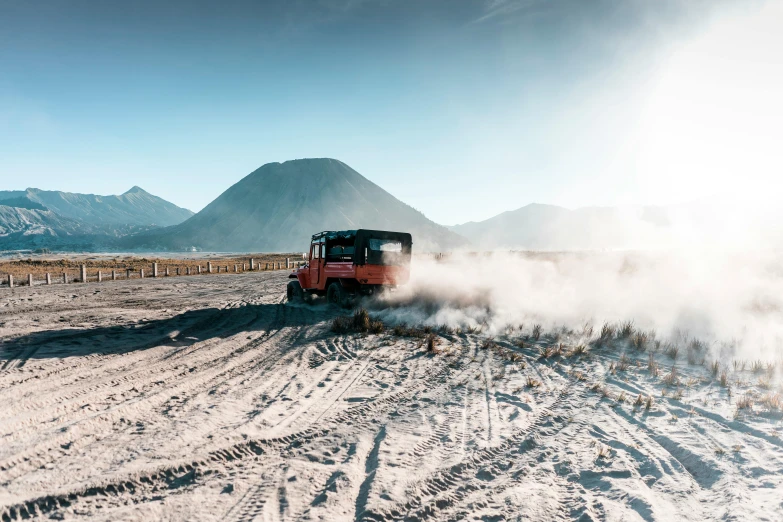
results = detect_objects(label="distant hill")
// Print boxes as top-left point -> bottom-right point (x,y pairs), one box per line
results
451,202 -> 783,250
126,158 -> 467,252
0,187 -> 194,233
0,187 -> 193,251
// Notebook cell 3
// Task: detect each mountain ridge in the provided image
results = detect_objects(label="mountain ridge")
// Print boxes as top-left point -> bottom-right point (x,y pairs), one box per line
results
124,158 -> 468,252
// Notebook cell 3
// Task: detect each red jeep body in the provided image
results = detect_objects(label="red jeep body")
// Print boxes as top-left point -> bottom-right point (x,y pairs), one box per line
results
288,229 -> 412,303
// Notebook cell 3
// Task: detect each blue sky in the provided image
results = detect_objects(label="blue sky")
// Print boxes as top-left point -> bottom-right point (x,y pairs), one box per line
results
1,0 -> 779,225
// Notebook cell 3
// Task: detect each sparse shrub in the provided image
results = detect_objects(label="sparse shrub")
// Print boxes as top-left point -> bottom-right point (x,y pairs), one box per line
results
616,391 -> 627,403
532,324 -> 542,341
619,320 -> 635,339
616,354 -> 631,372
665,343 -> 679,361
751,360 -> 764,374
526,375 -> 542,388
567,344 -> 589,357
393,322 -> 408,336
633,394 -> 644,407
631,331 -> 648,351
331,316 -> 351,333
480,337 -> 495,350
710,360 -> 720,377
648,354 -> 659,376
736,394 -> 754,410
672,388 -> 684,401
662,366 -> 679,386
466,325 -> 480,335
369,320 -> 384,334
437,323 -> 453,335
719,371 -> 729,388
645,395 -> 654,411
599,322 -> 615,341
758,376 -> 771,390
426,334 -> 437,352
759,392 -> 781,412
353,308 -> 371,332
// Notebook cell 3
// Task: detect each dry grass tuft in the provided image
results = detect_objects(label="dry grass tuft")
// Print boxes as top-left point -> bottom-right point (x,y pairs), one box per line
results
596,443 -> 613,460
645,395 -> 654,411
526,375 -> 542,388
599,322 -> 615,341
531,324 -> 542,341
662,366 -> 679,386
664,343 -> 679,361
567,344 -> 589,357
719,371 -> 729,388
331,316 -> 351,333
619,320 -> 635,339
631,331 -> 648,351
425,334 -> 437,353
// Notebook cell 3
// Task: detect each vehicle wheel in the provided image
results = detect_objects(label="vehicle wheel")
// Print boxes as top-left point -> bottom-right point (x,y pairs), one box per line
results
327,282 -> 347,308
287,280 -> 304,302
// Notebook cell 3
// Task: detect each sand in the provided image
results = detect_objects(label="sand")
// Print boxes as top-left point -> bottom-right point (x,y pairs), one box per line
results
1,271 -> 782,521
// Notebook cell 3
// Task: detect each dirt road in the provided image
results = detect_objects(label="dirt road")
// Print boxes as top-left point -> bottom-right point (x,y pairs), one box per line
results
1,273 -> 781,521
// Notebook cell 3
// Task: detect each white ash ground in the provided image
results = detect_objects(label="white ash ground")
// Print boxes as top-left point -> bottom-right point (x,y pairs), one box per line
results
0,271 -> 782,521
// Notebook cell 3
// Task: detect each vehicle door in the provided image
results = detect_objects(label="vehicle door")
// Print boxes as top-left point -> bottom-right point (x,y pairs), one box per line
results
309,241 -> 322,285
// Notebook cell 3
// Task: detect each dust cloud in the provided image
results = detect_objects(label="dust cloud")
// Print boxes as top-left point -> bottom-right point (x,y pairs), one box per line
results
369,250 -> 783,360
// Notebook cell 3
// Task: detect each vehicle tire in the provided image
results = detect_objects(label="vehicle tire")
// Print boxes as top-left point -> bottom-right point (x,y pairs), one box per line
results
287,280 -> 304,302
327,282 -> 347,308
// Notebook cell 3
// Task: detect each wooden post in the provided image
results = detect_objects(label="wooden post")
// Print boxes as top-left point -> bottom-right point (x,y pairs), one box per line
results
198,266 -> 202,274
165,266 -> 169,276
250,259 -> 255,270
186,267 -> 191,275
126,269 -> 132,280
46,273 -> 51,285
28,274 -> 33,287
152,263 -> 159,278
265,262 -> 269,270
176,267 -> 180,276
112,270 -> 117,281
207,262 -> 213,274
243,263 -> 246,271
80,264 -> 87,283
140,269 -> 145,279
63,273 -> 67,284
286,258 -> 290,269
97,271 -> 102,282
7,274 -> 13,288
225,266 -> 228,273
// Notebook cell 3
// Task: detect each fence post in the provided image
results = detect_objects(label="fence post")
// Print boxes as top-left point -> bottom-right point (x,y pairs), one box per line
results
225,266 -> 228,273
250,259 -> 255,270
207,262 -> 212,274
165,266 -> 170,276
153,263 -> 159,278
46,273 -> 51,285
265,262 -> 269,270
198,266 -> 202,274
140,269 -> 144,279
7,274 -> 13,288
286,258 -> 290,269
28,274 -> 33,287
186,267 -> 191,275
80,264 -> 87,283
176,267 -> 180,276
126,269 -> 132,280
97,271 -> 102,283
63,273 -> 67,284
112,270 -> 117,281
